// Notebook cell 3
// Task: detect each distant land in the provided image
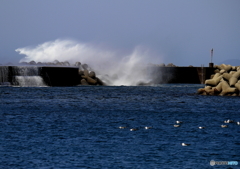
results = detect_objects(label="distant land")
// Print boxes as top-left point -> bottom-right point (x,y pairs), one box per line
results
218,59 -> 240,66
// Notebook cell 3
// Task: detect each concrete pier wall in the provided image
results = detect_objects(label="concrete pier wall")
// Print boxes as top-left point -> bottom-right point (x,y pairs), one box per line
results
150,67 -> 215,84
41,67 -> 79,86
0,66 -> 215,86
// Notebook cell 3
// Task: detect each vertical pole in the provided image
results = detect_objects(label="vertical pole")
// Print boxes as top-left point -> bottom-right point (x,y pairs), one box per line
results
211,48 -> 213,63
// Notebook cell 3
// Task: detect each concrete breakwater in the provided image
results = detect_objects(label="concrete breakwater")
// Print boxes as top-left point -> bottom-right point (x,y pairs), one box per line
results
0,65 -> 215,86
0,66 -> 104,86
197,64 -> 240,96
149,66 -> 215,84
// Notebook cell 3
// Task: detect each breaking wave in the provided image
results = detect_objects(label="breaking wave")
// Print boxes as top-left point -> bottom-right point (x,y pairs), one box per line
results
16,39 -> 162,86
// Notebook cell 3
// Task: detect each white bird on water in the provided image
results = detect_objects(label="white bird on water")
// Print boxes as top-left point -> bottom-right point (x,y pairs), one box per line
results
224,119 -> 234,123
221,125 -> 228,128
119,126 -> 126,129
176,121 -> 182,124
174,124 -> 180,127
182,143 -> 190,146
145,126 -> 152,129
199,126 -> 205,129
236,122 -> 240,125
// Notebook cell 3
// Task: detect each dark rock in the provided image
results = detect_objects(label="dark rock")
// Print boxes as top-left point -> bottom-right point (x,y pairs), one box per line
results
29,61 -> 36,65
20,62 -> 29,65
81,75 -> 87,79
78,70 -> 84,75
63,61 -> 70,66
96,77 -> 105,86
75,62 -> 81,67
82,64 -> 88,70
84,70 -> 89,77
86,77 -> 97,85
136,81 -> 153,86
53,60 -> 60,64
89,71 -> 96,78
166,63 -> 176,67
81,79 -> 89,85
37,62 -> 43,65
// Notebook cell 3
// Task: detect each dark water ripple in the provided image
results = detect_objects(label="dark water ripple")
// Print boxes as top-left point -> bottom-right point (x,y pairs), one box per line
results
0,84 -> 239,169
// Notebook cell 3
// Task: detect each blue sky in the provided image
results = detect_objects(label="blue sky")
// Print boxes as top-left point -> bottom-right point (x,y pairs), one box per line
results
0,0 -> 240,66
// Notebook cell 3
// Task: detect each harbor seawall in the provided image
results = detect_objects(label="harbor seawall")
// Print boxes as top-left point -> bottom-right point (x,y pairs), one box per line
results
150,66 -> 215,84
0,66 -> 215,86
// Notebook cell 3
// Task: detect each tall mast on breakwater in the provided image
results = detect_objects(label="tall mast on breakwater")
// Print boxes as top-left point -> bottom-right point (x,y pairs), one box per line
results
211,48 -> 213,63
209,48 -> 214,67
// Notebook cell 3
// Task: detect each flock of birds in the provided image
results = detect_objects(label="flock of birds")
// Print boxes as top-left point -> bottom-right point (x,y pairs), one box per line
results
118,120 -> 240,146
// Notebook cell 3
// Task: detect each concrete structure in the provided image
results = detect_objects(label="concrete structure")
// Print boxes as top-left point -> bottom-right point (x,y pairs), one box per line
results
150,66 -> 215,84
0,66 -> 216,86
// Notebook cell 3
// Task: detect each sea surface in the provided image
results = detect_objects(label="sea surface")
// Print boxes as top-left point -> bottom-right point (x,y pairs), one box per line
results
0,84 -> 239,169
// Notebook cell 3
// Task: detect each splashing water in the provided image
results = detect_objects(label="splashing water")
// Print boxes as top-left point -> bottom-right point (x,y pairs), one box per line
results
16,39 -> 162,86
13,67 -> 46,87
14,76 -> 46,87
16,39 -> 114,66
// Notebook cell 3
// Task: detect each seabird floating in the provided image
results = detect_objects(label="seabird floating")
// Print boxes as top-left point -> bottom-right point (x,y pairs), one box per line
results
182,143 -> 190,146
176,121 -> 182,124
119,126 -> 126,129
224,119 -> 234,123
221,125 -> 228,128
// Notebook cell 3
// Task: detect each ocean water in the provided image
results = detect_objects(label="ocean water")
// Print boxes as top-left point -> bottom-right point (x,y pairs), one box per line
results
0,84 -> 239,169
